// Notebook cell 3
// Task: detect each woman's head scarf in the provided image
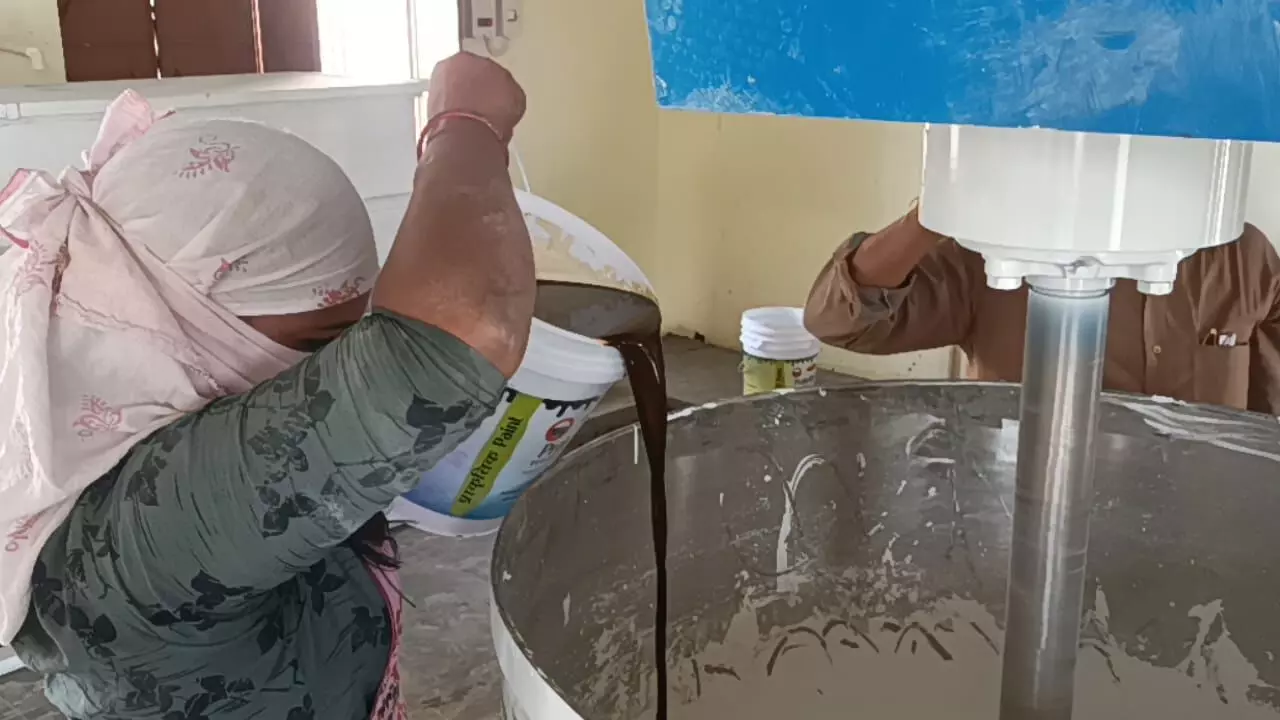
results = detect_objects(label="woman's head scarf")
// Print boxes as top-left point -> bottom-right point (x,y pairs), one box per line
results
0,91 -> 380,642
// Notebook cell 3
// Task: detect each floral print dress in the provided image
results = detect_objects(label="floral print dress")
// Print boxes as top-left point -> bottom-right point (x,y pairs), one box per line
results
9,312 -> 504,719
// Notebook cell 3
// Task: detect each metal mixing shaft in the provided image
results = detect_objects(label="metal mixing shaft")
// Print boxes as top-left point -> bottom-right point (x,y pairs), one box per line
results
999,281 -> 1111,720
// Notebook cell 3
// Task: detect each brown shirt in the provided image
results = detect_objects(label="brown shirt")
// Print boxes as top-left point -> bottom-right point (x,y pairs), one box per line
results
804,223 -> 1280,414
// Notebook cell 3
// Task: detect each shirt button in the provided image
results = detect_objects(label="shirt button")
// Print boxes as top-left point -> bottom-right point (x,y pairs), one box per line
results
1152,345 -> 1162,355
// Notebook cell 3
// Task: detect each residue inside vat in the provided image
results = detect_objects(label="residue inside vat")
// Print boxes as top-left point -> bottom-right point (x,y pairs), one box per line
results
500,388 -> 1280,720
666,589 -> 1275,719
566,530 -> 1278,720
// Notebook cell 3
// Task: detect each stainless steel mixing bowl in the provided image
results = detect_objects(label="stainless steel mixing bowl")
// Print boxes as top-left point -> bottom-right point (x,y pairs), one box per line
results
491,382 -> 1280,719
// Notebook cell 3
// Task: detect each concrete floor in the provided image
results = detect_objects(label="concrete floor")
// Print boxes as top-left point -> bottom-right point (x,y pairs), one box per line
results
0,336 -> 855,719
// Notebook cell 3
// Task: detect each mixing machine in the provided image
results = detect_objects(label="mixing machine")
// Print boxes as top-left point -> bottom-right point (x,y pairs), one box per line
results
641,1 -> 1273,718
921,115 -> 1250,720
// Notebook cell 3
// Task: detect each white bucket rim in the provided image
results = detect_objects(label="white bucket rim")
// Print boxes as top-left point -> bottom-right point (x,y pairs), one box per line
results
517,188 -> 656,294
743,349 -> 820,361
520,318 -> 625,388
740,331 -> 819,343
740,332 -> 820,345
742,346 -> 822,362
741,306 -> 807,325
741,337 -> 821,350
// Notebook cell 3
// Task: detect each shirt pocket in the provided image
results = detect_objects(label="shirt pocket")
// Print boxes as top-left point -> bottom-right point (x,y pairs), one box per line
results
1193,344 -> 1251,409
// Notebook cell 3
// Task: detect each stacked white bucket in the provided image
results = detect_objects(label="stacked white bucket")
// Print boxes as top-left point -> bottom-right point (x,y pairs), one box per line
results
388,190 -> 655,536
740,307 -> 821,395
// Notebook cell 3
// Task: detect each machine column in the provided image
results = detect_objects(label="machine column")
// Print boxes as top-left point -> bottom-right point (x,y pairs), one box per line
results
999,281 -> 1110,720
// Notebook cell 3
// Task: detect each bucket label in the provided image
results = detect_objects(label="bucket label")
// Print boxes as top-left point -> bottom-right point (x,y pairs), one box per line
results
451,393 -> 542,515
404,387 -> 601,521
742,354 -> 818,396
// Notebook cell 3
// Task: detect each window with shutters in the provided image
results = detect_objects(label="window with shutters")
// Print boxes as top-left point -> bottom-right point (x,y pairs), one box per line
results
58,0 -> 458,83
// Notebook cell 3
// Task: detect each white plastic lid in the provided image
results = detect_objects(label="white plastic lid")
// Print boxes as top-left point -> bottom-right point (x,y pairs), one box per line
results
741,307 -> 821,361
741,306 -> 808,331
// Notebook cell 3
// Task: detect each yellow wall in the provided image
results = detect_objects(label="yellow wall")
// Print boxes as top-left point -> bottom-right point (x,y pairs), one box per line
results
502,0 -> 954,379
493,0 -> 660,281
657,112 -> 953,378
0,0 -> 66,85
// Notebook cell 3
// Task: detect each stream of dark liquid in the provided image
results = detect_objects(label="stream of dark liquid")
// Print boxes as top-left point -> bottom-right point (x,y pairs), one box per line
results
534,282 -> 670,719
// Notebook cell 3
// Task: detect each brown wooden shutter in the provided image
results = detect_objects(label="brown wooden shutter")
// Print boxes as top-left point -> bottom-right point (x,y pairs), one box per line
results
59,0 -> 159,82
258,0 -> 322,72
62,0 -> 322,81
154,0 -> 261,76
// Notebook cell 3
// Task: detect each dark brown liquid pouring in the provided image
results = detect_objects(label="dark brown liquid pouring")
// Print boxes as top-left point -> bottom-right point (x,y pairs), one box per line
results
534,282 -> 670,719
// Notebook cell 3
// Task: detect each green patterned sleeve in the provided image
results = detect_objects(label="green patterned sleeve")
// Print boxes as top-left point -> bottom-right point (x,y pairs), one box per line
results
109,310 -> 505,595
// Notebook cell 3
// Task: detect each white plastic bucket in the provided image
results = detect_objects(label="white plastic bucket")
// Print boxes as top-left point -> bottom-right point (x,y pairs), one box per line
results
516,189 -> 656,302
390,318 -> 625,536
740,307 -> 821,395
389,190 -> 652,536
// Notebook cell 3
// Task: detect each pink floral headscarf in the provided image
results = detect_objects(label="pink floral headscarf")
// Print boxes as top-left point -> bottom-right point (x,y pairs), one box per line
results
0,91 -> 379,642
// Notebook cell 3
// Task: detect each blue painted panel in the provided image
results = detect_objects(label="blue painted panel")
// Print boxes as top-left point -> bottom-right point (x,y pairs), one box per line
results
645,0 -> 1280,142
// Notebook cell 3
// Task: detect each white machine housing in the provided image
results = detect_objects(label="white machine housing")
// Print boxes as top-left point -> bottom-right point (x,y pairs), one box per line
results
919,124 -> 1253,294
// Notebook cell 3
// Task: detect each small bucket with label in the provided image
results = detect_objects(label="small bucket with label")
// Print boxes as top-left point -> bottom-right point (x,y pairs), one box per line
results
740,307 -> 821,396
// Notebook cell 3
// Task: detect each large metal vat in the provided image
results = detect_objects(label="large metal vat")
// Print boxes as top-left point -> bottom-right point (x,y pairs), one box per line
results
491,383 -> 1280,719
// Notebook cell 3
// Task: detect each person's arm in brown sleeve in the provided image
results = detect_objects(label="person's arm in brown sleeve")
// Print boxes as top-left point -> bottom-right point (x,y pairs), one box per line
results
1247,277 -> 1280,415
803,208 -> 977,355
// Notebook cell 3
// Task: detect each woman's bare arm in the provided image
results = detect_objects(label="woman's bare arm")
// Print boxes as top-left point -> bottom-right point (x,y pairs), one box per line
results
373,53 -> 533,378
